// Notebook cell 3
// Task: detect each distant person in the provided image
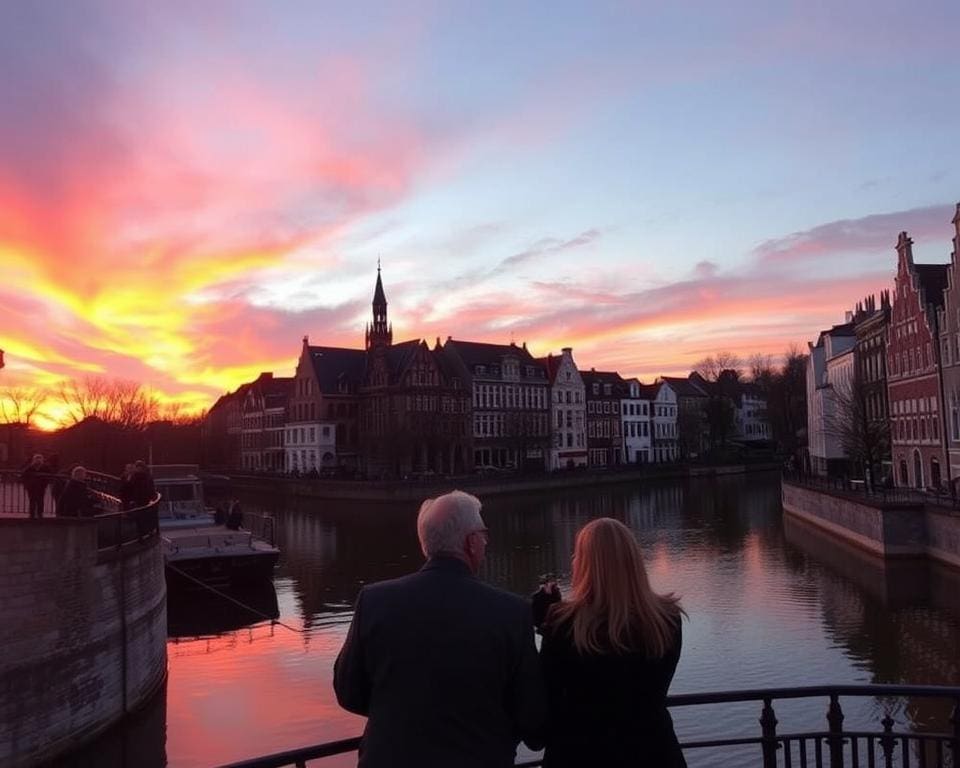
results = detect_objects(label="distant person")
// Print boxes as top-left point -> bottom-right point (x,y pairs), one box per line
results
20,453 -> 47,519
46,453 -> 65,511
128,460 -> 155,508
119,462 -> 136,510
214,504 -> 227,526
531,518 -> 687,768
333,490 -> 545,768
226,499 -> 243,530
57,466 -> 95,518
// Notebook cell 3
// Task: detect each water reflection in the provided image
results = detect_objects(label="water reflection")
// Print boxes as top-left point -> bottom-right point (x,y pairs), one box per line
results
167,581 -> 280,639
67,472 -> 960,768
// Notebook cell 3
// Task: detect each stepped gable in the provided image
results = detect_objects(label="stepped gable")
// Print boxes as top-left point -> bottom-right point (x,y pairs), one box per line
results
307,345 -> 367,392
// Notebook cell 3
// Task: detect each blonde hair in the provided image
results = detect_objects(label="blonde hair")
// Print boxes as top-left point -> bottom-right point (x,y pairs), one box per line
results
549,517 -> 685,657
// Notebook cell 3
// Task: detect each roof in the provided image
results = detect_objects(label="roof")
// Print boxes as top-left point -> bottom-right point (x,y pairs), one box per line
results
373,268 -> 387,306
534,355 -> 562,383
915,263 -> 949,308
660,376 -> 708,398
581,369 -> 626,395
307,345 -> 367,393
443,339 -> 546,380
638,383 -> 661,400
384,339 -> 422,384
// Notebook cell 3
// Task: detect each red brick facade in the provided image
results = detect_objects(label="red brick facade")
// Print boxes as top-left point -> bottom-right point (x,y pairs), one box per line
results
886,232 -> 948,488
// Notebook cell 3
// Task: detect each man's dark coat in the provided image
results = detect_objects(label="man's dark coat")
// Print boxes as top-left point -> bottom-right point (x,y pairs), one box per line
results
333,556 -> 546,768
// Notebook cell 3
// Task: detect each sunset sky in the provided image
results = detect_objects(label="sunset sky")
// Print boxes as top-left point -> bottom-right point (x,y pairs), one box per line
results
2,1 -> 959,427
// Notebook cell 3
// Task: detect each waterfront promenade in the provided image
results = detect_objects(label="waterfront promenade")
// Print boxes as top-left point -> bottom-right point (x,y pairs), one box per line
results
0,470 -> 167,768
782,473 -> 960,569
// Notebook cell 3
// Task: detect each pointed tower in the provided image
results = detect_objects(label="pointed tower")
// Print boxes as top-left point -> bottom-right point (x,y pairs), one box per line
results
365,263 -> 393,350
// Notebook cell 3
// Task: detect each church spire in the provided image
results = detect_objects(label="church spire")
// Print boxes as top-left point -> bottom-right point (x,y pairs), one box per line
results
366,263 -> 392,350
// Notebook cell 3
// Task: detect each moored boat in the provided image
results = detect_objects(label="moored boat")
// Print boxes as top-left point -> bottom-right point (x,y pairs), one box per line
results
151,464 -> 280,589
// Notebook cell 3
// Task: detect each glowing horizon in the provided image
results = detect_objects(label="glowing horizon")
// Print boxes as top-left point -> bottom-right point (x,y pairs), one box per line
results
2,1 -> 959,428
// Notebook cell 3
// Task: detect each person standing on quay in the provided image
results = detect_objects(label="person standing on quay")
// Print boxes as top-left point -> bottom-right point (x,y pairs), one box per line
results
128,459 -> 155,508
57,466 -> 95,518
333,490 -> 546,768
532,517 -> 688,768
20,453 -> 47,519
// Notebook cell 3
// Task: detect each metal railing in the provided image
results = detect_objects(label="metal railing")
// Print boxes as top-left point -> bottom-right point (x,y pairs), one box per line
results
217,684 -> 960,768
783,470 -> 960,514
1,468 -> 159,550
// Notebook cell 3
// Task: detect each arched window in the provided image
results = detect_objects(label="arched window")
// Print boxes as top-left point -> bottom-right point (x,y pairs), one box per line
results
913,450 -> 923,489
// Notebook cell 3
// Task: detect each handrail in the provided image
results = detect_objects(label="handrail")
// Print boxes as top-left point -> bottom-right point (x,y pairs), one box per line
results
216,684 -> 960,768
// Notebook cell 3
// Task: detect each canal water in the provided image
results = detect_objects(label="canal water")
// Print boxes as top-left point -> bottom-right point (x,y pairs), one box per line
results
62,471 -> 960,767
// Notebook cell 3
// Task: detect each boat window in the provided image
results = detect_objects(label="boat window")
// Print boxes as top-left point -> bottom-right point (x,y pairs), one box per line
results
162,484 -> 198,502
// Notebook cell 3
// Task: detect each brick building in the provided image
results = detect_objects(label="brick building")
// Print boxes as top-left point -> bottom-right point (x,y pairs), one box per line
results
936,205 -> 960,486
441,339 -> 550,472
853,292 -> 892,481
240,373 -> 293,472
887,231 -> 949,489
582,370 -> 625,467
537,347 -> 587,470
360,272 -> 472,477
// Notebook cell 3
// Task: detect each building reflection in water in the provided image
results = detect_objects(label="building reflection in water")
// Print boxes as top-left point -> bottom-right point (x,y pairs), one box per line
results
783,514 -> 960,741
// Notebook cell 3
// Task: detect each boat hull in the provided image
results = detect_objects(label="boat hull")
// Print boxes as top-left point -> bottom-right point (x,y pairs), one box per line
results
165,550 -> 279,591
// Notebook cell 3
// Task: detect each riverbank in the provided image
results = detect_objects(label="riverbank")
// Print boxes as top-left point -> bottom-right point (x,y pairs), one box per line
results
782,479 -> 960,569
203,461 -> 783,502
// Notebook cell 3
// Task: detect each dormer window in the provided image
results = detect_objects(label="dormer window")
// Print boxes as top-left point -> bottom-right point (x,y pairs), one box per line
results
592,383 -> 599,395
475,365 -> 487,375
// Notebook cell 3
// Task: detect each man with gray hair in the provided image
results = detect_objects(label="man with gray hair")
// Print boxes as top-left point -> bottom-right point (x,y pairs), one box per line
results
334,490 -> 545,767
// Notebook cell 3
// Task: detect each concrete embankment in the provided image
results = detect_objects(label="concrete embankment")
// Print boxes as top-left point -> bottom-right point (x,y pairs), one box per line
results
782,481 -> 960,568
206,462 -> 783,503
0,518 -> 167,767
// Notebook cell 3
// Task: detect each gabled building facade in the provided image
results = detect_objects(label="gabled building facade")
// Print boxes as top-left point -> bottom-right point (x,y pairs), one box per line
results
853,292 -> 892,482
886,232 -> 949,489
661,375 -> 709,458
647,381 -> 679,462
286,339 -> 364,474
621,377 -> 651,464
441,339 -> 550,471
806,323 -> 856,476
240,372 -> 293,472
538,347 -> 587,470
582,370 -> 625,467
936,205 -> 960,486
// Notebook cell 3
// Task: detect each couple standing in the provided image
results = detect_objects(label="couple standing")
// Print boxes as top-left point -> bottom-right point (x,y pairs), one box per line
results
334,490 -> 687,768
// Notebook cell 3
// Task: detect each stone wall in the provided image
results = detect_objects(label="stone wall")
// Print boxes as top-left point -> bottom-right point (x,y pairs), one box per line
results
0,518 -> 167,767
782,481 -> 960,567
926,510 -> 960,568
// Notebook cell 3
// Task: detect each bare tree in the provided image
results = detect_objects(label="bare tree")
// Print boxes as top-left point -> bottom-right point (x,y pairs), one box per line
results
822,378 -> 889,487
695,351 -> 744,382
0,386 -> 48,425
748,353 -> 775,387
55,376 -> 159,430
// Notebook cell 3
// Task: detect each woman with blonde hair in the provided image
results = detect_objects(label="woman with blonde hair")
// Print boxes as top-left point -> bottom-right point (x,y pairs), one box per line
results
532,517 -> 687,767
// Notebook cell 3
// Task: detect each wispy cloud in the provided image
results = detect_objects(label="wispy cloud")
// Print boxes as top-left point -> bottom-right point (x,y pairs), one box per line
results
754,204 -> 955,264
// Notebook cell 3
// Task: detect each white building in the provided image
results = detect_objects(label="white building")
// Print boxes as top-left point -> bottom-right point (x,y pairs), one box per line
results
806,322 -> 856,475
621,378 -> 651,463
647,382 -> 679,462
285,420 -> 337,474
539,347 -> 588,469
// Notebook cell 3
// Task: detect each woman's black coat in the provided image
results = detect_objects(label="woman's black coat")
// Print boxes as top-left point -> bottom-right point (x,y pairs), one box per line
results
537,614 -> 686,768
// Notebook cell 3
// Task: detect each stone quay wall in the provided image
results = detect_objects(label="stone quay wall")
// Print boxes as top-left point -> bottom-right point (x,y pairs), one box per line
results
782,482 -> 960,567
0,518 -> 167,767
211,461 -> 783,503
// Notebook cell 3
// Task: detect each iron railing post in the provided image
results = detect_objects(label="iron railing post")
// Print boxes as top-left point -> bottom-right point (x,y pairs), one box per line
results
950,697 -> 960,765
880,714 -> 896,768
827,693 -> 845,768
760,696 -> 779,768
